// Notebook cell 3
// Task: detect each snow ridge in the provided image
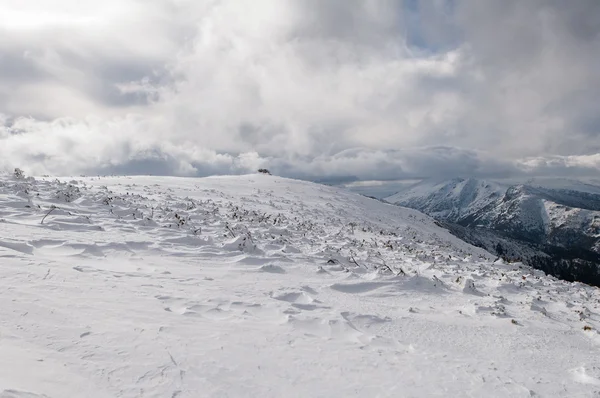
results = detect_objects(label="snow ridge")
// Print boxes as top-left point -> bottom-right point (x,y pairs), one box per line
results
386,178 -> 506,222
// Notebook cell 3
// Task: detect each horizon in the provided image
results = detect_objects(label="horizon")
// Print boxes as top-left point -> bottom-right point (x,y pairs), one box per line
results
15,168 -> 600,200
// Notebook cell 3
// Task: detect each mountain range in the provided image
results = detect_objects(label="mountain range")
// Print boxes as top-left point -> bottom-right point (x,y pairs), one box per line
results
385,177 -> 600,286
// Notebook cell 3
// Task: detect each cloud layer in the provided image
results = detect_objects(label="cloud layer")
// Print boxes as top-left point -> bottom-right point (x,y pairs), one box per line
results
1,0 -> 599,180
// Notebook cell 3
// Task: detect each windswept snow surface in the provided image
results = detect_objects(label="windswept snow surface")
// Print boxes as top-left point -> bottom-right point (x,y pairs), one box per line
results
1,174 -> 600,397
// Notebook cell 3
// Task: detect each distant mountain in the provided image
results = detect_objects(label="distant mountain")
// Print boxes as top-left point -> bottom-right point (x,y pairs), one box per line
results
386,178 -> 600,286
386,178 -> 507,222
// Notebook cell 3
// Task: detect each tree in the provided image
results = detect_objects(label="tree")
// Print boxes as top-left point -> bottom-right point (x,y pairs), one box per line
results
495,242 -> 504,256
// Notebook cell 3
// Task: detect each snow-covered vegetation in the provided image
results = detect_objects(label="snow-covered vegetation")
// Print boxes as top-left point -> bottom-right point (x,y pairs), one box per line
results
1,173 -> 600,397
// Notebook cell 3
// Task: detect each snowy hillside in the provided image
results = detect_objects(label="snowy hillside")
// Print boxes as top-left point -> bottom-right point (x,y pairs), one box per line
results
1,174 -> 600,397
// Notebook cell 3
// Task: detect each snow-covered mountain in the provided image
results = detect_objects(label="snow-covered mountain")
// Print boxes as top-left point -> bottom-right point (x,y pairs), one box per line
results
2,173 -> 600,397
386,178 -> 600,286
386,178 -> 507,222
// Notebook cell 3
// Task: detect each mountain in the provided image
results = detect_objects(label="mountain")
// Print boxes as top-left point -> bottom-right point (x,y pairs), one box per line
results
386,178 -> 600,286
386,178 -> 507,222
2,173 -> 600,396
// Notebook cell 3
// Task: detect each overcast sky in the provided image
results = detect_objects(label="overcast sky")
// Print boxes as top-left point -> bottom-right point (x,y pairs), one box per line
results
1,0 -> 599,181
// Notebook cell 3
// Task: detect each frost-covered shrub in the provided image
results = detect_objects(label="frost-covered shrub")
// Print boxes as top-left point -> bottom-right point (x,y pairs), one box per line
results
14,168 -> 25,179
56,184 -> 82,202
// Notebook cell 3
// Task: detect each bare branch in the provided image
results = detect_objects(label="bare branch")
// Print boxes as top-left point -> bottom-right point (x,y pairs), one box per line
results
348,250 -> 366,269
41,205 -> 57,224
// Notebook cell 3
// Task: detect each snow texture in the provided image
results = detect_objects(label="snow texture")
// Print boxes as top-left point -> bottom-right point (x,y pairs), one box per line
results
1,174 -> 600,397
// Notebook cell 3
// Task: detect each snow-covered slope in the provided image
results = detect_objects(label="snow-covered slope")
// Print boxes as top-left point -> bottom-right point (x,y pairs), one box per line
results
1,174 -> 600,397
386,177 -> 600,227
468,184 -> 600,243
385,178 -> 506,222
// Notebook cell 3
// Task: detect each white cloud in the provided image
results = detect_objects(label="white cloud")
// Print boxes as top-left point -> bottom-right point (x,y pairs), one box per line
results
0,0 -> 599,179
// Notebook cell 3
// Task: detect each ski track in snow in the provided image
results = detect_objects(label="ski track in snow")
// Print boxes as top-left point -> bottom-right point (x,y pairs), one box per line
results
0,174 -> 600,397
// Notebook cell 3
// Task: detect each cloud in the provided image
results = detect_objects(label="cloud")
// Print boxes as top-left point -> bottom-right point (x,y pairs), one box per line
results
518,154 -> 600,177
1,0 -> 599,180
3,114 -> 597,181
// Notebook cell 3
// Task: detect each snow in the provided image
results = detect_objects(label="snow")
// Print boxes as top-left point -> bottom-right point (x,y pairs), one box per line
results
543,200 -> 600,238
385,177 -> 600,252
385,178 -> 507,221
1,173 -> 600,397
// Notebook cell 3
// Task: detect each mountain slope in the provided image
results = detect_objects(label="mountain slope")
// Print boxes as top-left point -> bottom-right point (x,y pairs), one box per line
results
386,178 -> 600,285
1,174 -> 600,397
386,178 -> 507,222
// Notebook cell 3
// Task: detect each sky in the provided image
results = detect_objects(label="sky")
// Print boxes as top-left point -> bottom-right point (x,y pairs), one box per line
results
1,0 -> 599,182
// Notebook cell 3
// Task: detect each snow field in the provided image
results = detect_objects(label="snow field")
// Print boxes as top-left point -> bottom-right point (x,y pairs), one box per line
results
0,174 -> 599,397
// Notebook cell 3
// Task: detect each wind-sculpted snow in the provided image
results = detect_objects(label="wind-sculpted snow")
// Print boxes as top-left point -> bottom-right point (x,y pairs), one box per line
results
1,174 -> 600,397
